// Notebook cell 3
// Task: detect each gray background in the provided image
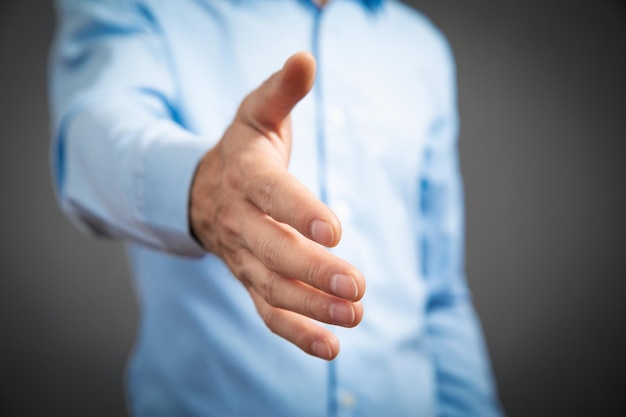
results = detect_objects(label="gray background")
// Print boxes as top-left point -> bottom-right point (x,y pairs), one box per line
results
0,0 -> 624,416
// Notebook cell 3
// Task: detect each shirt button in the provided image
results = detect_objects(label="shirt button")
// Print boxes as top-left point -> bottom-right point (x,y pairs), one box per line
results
334,201 -> 352,222
341,393 -> 356,408
328,105 -> 346,129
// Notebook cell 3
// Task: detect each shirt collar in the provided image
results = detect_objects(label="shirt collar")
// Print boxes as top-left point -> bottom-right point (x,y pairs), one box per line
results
365,0 -> 383,8
360,0 -> 383,9
307,0 -> 384,11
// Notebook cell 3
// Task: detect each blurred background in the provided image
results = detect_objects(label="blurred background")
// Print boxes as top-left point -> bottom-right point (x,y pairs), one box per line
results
0,0 -> 624,416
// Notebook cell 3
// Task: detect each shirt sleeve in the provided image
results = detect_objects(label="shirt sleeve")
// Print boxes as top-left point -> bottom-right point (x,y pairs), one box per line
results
49,0 -> 208,257
419,31 -> 504,417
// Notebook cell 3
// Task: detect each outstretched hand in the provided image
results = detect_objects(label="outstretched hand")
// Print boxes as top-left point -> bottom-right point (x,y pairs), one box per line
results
190,52 -> 365,360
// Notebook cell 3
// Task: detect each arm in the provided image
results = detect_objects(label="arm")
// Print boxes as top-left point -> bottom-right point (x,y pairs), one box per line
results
419,37 -> 503,417
50,0 -> 206,256
50,0 -> 365,360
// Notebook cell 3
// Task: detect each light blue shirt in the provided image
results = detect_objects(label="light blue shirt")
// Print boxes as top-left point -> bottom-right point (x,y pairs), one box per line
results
50,0 -> 503,416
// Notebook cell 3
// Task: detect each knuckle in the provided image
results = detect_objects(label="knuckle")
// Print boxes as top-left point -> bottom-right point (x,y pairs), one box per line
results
257,235 -> 279,269
257,230 -> 296,272
259,270 -> 281,306
261,306 -> 277,329
258,176 -> 278,215
303,292 -> 322,320
301,254 -> 323,288
215,204 -> 240,239
230,258 -> 248,283
289,201 -> 310,232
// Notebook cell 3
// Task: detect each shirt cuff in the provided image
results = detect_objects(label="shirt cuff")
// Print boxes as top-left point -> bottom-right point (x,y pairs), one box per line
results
136,120 -> 211,258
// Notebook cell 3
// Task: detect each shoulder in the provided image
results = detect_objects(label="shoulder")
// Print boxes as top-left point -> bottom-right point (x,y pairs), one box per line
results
379,1 -> 457,109
382,0 -> 454,68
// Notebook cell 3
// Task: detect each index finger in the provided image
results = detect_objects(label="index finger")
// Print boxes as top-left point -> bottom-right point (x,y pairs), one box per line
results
245,164 -> 342,248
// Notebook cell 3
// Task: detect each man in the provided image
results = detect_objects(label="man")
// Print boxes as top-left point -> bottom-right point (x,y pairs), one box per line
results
50,0 -> 503,415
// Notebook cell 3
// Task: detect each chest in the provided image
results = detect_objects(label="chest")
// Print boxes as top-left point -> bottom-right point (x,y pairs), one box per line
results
155,1 -> 436,196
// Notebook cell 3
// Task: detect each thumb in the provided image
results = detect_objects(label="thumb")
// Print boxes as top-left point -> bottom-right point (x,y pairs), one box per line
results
239,51 -> 316,132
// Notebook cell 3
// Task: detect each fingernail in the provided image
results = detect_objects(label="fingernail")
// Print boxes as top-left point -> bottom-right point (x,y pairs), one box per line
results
329,302 -> 355,326
330,274 -> 358,300
311,340 -> 332,360
311,220 -> 334,246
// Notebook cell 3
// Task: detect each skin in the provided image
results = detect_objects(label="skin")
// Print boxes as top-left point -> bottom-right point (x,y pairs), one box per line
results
190,52 -> 365,361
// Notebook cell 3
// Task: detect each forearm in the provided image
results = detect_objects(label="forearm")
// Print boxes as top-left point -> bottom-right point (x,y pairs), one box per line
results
50,0 -> 210,256
56,95 -> 208,256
